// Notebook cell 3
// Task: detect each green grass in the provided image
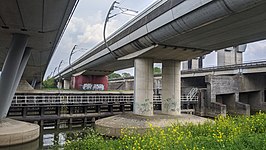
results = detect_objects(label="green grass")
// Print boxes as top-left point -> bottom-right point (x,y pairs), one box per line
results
63,112 -> 266,150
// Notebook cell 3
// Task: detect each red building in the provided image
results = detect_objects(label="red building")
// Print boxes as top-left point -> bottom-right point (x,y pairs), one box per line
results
71,75 -> 108,91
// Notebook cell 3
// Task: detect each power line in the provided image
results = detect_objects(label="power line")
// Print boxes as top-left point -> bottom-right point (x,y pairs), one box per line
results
103,1 -> 138,59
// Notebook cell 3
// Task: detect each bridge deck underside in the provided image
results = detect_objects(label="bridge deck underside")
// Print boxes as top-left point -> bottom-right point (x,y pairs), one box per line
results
59,1 -> 266,77
0,0 -> 77,82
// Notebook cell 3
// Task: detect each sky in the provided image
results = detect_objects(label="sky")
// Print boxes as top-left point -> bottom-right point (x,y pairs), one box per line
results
46,0 -> 158,78
45,0 -> 266,78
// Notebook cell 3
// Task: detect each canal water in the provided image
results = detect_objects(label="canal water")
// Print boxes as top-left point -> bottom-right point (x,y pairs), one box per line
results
0,126 -> 88,150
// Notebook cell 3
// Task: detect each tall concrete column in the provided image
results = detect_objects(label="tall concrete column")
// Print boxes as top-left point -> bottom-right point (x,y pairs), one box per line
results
57,81 -> 63,89
162,60 -> 181,115
134,58 -> 153,116
63,79 -> 70,89
0,34 -> 28,119
8,48 -> 32,104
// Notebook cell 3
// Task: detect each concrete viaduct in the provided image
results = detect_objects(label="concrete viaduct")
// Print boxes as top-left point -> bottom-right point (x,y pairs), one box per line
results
55,0 -> 266,117
109,61 -> 266,116
0,0 -> 265,143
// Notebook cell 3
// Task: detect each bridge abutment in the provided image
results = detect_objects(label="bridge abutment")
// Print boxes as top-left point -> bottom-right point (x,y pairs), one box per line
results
162,60 -> 181,115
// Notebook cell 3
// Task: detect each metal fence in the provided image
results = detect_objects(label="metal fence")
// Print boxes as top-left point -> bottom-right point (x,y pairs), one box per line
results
12,94 -> 198,106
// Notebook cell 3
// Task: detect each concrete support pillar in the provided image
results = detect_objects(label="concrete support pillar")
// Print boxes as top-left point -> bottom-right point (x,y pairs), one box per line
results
125,80 -> 130,90
9,48 -> 31,102
133,58 -> 153,116
0,34 -> 28,119
161,60 -> 181,115
57,81 -> 63,89
63,80 -> 70,89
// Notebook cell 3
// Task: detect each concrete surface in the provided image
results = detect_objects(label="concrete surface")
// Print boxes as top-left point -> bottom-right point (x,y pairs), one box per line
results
217,46 -> 245,66
0,139 -> 39,150
57,81 -> 63,89
63,80 -> 70,90
134,58 -> 154,116
95,112 -> 210,137
162,60 -> 181,115
16,80 -> 34,91
0,118 -> 39,146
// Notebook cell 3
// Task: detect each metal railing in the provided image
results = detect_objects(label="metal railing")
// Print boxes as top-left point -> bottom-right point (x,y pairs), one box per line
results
12,94 -> 198,106
182,60 -> 266,74
12,94 -> 134,106
186,88 -> 198,101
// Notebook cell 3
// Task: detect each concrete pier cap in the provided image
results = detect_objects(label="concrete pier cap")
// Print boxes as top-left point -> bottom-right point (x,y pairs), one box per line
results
0,118 -> 39,147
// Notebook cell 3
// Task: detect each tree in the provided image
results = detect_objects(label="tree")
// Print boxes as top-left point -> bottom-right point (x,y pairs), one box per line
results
154,67 -> 162,74
122,72 -> 131,78
43,77 -> 56,88
108,72 -> 122,79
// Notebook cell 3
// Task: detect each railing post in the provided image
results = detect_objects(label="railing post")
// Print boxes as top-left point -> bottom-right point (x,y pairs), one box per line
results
108,103 -> 113,114
56,119 -> 60,129
96,104 -> 101,113
34,96 -> 37,105
84,106 -> 88,115
120,102 -> 125,113
22,107 -> 27,118
69,118 -> 73,129
83,117 -> 87,128
25,96 -> 28,105
40,107 -> 45,117
69,106 -> 73,115
56,106 -> 60,116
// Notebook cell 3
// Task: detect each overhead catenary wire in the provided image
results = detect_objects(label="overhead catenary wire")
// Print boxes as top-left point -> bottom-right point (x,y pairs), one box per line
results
103,1 -> 138,60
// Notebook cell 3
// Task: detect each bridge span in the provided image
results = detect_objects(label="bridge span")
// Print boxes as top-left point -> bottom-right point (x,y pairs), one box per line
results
54,0 -> 266,117
56,0 -> 266,79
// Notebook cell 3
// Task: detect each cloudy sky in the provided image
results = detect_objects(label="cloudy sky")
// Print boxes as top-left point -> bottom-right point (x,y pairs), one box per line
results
45,0 -> 266,78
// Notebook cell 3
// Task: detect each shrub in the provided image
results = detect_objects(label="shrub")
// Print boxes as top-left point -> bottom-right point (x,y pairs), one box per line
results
64,112 -> 266,150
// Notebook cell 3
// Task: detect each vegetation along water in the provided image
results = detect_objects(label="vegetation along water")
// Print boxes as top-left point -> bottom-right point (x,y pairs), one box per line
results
61,112 -> 266,150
